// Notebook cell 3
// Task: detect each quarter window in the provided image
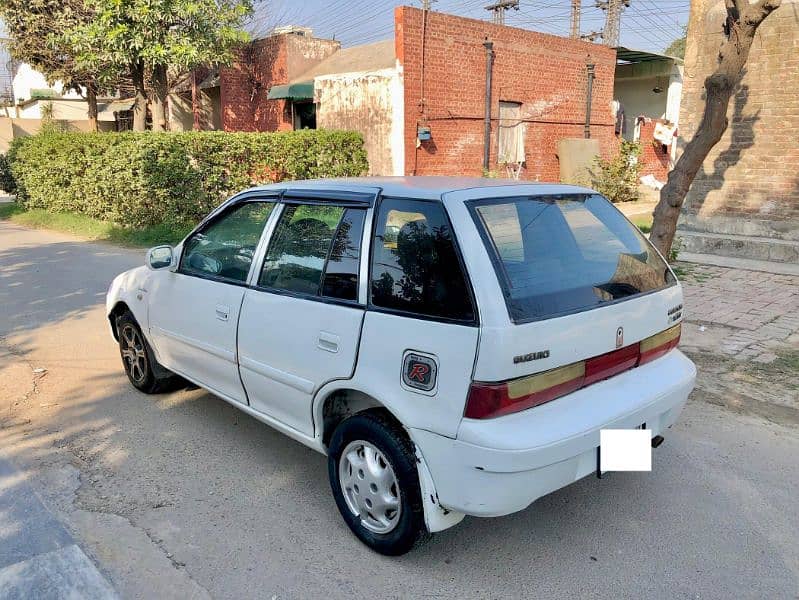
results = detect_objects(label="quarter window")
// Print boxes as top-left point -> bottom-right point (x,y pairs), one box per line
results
259,204 -> 365,301
181,201 -> 275,283
370,198 -> 475,322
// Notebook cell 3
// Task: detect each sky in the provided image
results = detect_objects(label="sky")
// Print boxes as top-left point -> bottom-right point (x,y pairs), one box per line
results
250,0 -> 689,53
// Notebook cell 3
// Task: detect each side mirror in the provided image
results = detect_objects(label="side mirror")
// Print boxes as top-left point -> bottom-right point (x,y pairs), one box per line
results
146,245 -> 175,270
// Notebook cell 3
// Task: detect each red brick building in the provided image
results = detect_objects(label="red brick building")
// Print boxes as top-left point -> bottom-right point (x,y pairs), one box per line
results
219,28 -> 339,132
395,7 -> 617,181
218,9 -> 619,182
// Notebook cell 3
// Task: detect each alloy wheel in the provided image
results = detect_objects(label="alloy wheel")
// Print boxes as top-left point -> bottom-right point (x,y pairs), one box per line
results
120,324 -> 148,384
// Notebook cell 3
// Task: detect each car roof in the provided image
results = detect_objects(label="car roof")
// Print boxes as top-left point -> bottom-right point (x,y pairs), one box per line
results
244,176 -> 597,202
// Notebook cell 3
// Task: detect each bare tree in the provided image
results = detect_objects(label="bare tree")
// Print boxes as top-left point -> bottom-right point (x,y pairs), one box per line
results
649,0 -> 783,256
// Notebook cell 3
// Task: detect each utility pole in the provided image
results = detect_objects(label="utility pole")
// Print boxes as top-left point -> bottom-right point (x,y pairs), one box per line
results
595,0 -> 629,47
584,62 -> 595,138
420,0 -> 436,10
484,0 -> 519,25
482,39 -> 495,171
570,0 -> 581,39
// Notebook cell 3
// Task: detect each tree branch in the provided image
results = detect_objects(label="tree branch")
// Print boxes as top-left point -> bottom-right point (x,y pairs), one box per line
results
746,0 -> 781,24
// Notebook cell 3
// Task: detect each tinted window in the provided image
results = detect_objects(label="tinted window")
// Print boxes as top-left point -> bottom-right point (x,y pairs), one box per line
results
370,198 -> 475,322
260,204 -> 364,301
321,209 -> 366,301
181,201 -> 275,283
472,194 -> 675,322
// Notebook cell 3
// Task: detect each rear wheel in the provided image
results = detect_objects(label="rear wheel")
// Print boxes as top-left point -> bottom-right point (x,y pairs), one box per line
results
116,311 -> 179,394
328,410 -> 429,555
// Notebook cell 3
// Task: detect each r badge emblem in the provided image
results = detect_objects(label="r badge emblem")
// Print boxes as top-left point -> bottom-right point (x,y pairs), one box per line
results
616,326 -> 624,348
402,352 -> 438,393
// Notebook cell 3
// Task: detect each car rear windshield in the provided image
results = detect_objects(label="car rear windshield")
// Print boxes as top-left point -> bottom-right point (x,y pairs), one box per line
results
470,194 -> 676,323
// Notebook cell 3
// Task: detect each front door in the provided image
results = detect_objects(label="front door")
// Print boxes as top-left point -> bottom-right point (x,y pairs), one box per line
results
237,203 -> 368,435
148,200 -> 276,403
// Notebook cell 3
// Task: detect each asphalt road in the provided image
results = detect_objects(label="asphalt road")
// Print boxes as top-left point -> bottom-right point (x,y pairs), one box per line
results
1,221 -> 798,599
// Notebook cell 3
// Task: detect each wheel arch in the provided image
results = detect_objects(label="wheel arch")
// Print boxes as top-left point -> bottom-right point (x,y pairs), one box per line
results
317,387 -> 403,449
108,301 -> 132,341
316,384 -> 466,534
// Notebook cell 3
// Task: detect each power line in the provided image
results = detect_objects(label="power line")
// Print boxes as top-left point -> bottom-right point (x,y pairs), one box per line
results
252,0 -> 687,52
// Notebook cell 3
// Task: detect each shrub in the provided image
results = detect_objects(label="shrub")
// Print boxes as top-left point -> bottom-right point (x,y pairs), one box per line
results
591,140 -> 642,203
8,129 -> 369,228
0,153 -> 15,194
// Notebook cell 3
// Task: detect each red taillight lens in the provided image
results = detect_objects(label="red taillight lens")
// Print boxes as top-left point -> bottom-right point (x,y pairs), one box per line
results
584,343 -> 640,386
465,324 -> 682,420
639,324 -> 681,365
465,362 -> 585,419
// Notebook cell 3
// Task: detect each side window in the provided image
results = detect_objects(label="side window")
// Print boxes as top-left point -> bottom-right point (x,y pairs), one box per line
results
321,209 -> 366,301
370,198 -> 475,322
181,201 -> 275,283
259,204 -> 365,301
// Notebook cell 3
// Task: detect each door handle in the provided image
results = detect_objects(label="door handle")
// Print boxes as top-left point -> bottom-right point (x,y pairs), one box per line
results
317,331 -> 340,353
215,304 -> 230,321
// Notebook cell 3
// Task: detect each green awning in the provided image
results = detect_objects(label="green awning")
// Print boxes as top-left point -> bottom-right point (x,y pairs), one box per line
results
267,81 -> 314,100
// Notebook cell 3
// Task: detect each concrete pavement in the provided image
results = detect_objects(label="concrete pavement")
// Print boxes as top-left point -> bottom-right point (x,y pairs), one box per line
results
1,220 -> 798,599
0,458 -> 117,599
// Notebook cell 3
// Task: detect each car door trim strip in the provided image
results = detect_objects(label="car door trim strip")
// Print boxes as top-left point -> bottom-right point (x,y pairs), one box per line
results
238,356 -> 316,394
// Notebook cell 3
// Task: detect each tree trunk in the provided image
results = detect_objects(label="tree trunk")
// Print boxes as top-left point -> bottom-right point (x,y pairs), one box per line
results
649,0 -> 782,257
86,82 -> 99,133
192,69 -> 201,131
150,64 -> 169,132
131,61 -> 147,132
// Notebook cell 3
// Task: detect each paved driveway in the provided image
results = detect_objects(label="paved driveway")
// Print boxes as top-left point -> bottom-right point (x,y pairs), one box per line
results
1,221 -> 798,599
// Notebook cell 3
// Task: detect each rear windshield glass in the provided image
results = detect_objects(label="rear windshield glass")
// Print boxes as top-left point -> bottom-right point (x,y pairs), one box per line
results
470,194 -> 675,322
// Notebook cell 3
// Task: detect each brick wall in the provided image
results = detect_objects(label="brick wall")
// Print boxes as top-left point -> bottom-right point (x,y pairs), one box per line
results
637,119 -> 671,181
678,0 -> 799,237
219,34 -> 339,132
395,6 -> 617,181
220,36 -> 290,132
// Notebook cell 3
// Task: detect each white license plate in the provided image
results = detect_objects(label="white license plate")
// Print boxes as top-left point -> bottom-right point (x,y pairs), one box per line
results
599,428 -> 652,472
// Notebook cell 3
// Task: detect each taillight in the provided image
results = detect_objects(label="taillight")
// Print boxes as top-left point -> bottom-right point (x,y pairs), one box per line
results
465,362 -> 584,419
465,324 -> 681,420
639,323 -> 681,365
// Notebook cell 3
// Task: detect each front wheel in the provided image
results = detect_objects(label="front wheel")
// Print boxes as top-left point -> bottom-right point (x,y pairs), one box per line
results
328,410 -> 429,555
116,311 -> 179,394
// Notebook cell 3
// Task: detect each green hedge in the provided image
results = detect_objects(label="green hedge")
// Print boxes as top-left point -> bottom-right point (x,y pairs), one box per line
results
6,130 -> 369,227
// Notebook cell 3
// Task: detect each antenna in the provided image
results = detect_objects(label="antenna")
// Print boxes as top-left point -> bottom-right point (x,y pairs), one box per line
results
484,0 -> 520,25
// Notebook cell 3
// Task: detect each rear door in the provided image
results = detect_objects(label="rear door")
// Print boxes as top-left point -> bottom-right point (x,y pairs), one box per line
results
237,195 -> 370,436
355,197 -> 480,438
450,191 -> 683,387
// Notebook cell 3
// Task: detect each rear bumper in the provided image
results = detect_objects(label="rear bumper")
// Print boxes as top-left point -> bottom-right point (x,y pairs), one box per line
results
411,349 -> 696,517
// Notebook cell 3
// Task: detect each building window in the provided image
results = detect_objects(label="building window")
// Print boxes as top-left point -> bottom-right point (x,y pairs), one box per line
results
498,101 -> 525,165
292,101 -> 316,130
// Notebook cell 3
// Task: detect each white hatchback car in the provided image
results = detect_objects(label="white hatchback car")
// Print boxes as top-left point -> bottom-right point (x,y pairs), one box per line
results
107,177 -> 696,555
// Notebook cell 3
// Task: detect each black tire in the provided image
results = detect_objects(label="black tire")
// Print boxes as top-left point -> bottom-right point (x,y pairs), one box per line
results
328,409 -> 430,556
116,311 -> 180,394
